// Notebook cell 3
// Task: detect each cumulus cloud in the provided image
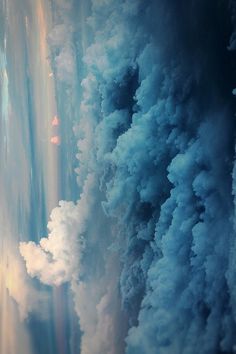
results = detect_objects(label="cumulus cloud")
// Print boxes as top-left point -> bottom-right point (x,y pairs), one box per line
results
72,0 -> 236,353
72,255 -> 127,354
20,171 -> 127,354
21,0 -> 236,353
20,174 -> 94,286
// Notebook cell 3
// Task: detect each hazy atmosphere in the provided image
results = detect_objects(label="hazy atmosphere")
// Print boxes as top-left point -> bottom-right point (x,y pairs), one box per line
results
1,0 -> 236,353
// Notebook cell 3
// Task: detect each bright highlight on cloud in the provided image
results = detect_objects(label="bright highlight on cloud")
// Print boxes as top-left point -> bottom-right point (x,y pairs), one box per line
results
20,174 -> 94,286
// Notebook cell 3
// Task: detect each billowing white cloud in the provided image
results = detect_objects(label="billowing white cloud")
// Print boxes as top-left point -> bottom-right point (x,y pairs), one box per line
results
20,174 -> 94,287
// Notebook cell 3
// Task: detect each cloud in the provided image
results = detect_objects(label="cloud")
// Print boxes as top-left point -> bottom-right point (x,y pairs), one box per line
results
72,0 -> 236,353
20,171 -> 128,354
20,174 -> 94,286
21,0 -> 236,353
72,255 -> 127,354
55,45 -> 76,83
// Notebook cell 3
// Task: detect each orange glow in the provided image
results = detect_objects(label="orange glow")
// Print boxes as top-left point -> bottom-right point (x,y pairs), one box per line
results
52,116 -> 60,126
50,136 -> 60,145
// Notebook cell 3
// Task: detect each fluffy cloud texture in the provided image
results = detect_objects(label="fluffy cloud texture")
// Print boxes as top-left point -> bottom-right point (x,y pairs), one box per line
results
75,0 -> 236,352
20,174 -> 94,286
72,255 -> 127,354
21,0 -> 236,353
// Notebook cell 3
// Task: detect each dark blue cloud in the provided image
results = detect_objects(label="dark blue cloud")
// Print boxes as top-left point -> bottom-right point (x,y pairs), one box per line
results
72,0 -> 236,353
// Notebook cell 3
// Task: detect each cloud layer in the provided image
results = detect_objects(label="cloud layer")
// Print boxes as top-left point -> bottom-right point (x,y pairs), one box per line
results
20,0 -> 236,353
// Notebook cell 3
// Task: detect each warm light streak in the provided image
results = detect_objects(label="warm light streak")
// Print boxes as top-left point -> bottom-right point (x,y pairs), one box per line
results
52,115 -> 60,126
50,136 -> 61,145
